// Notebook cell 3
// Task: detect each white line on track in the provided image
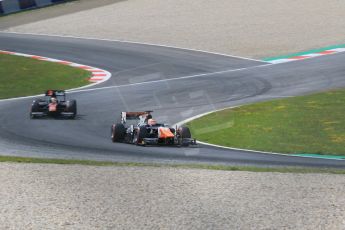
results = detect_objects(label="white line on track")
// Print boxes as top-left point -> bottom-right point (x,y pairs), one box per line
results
67,63 -> 274,94
0,31 -> 267,63
196,141 -> 345,161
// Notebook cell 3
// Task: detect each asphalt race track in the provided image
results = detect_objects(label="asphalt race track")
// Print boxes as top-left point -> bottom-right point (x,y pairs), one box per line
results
1,32 -> 345,168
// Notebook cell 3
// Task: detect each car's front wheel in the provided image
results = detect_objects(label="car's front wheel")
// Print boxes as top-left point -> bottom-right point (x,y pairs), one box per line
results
178,126 -> 192,146
30,100 -> 40,119
111,123 -> 126,142
66,100 -> 77,119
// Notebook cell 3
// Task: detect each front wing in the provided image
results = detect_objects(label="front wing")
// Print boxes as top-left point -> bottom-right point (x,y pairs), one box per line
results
141,137 -> 197,146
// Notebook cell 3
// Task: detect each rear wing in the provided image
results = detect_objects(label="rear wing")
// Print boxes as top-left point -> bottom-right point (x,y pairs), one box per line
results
45,90 -> 65,97
121,111 -> 153,123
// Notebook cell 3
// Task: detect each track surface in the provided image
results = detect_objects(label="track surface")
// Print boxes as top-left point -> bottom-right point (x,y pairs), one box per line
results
1,33 -> 345,168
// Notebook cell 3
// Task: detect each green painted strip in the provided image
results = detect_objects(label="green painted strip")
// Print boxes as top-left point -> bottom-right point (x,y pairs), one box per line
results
263,44 -> 345,61
292,154 -> 345,160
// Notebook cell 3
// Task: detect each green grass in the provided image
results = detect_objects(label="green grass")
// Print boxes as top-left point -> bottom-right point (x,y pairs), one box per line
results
187,89 -> 345,155
0,155 -> 344,174
0,53 -> 91,99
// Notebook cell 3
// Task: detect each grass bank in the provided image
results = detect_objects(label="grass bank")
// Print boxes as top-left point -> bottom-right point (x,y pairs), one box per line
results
0,155 -> 344,174
187,89 -> 345,155
0,53 -> 90,99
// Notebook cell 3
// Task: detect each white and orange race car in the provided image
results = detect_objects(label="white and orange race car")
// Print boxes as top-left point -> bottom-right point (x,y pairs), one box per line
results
111,111 -> 196,146
30,90 -> 77,119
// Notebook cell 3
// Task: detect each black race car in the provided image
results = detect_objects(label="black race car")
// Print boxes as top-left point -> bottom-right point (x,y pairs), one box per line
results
111,111 -> 196,146
30,90 -> 77,119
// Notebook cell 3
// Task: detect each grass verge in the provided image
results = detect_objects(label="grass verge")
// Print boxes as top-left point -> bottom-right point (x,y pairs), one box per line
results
187,88 -> 345,155
0,53 -> 90,99
0,155 -> 344,174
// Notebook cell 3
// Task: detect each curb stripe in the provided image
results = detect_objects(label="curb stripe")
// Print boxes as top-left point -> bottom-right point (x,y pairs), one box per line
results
89,70 -> 104,72
0,51 -> 15,54
292,154 -> 345,160
92,73 -> 107,76
89,78 -> 104,82
77,66 -> 93,69
0,49 -> 111,85
264,44 -> 345,64
289,56 -> 307,60
57,61 -> 73,65
318,50 -> 336,55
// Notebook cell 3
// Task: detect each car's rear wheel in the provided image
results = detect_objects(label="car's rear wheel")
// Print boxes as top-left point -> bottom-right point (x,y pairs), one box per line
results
111,123 -> 126,142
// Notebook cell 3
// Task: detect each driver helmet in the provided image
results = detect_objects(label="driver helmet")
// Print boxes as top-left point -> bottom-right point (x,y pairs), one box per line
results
145,114 -> 152,123
51,97 -> 57,103
148,118 -> 157,126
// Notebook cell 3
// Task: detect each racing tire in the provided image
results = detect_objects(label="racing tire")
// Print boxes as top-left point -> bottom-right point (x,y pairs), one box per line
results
30,100 -> 39,119
136,126 -> 148,145
66,100 -> 77,119
178,126 -> 192,146
111,123 -> 126,142
179,126 -> 191,138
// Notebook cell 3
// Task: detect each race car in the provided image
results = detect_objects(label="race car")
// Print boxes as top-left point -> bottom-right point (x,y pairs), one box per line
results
111,111 -> 196,146
30,90 -> 77,119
